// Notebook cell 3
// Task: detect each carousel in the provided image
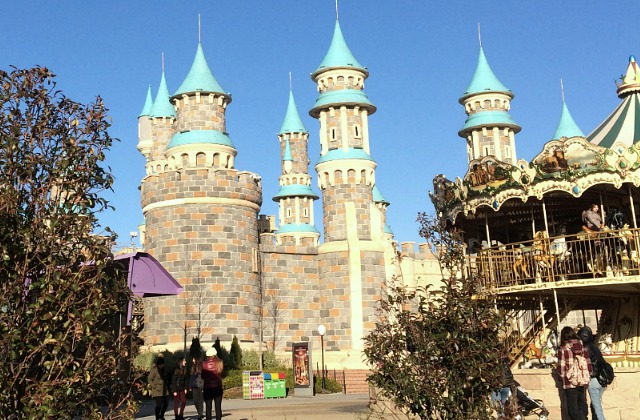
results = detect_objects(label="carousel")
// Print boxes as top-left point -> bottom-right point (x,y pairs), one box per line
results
432,55 -> 640,368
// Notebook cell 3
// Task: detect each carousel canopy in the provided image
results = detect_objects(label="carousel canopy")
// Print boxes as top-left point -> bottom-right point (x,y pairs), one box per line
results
587,92 -> 640,148
588,55 -> 640,148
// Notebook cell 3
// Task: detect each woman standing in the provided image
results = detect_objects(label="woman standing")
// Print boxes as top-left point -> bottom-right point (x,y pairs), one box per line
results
171,357 -> 188,420
202,347 -> 224,420
148,355 -> 169,420
578,326 -> 607,419
557,326 -> 592,419
190,357 -> 205,420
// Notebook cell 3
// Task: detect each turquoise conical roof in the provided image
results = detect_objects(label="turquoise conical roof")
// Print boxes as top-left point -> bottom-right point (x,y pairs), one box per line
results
279,90 -> 307,135
372,184 -> 390,205
552,101 -> 584,140
461,47 -> 511,101
313,20 -> 366,77
150,72 -> 176,118
139,85 -> 154,117
174,43 -> 225,96
283,139 -> 293,162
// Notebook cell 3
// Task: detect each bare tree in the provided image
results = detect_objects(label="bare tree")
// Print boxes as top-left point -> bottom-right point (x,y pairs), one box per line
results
264,287 -> 283,351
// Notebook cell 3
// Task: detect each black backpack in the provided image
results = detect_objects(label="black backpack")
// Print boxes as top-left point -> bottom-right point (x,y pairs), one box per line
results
596,359 -> 615,387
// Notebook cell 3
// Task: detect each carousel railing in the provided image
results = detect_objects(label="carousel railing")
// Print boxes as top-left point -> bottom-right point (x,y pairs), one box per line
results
467,226 -> 640,290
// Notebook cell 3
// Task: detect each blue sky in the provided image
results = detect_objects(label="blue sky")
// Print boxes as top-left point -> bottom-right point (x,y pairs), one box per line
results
1,1 -> 637,249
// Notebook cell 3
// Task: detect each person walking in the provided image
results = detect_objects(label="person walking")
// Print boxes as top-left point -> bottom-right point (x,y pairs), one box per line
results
148,355 -> 169,420
578,326 -> 607,419
190,356 -> 205,420
202,347 -> 224,420
557,326 -> 592,420
171,357 -> 188,420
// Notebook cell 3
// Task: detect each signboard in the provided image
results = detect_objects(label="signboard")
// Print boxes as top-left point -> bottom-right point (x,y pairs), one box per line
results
292,342 -> 311,388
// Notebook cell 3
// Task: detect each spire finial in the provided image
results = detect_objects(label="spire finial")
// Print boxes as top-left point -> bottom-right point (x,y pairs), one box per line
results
289,72 -> 292,91
477,22 -> 482,48
161,52 -> 165,72
560,78 -> 565,102
335,0 -> 339,20
198,14 -> 201,43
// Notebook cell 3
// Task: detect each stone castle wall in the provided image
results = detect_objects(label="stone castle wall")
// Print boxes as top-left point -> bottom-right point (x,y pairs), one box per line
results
322,182 -> 372,242
140,167 -> 262,345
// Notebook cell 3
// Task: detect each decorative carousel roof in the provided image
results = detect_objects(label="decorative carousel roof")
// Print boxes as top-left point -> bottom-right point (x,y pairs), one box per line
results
588,55 -> 640,148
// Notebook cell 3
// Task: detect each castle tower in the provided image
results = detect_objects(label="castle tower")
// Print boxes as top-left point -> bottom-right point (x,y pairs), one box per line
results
551,96 -> 584,140
310,16 -> 391,356
139,42 -> 262,347
272,89 -> 320,246
372,184 -> 393,240
459,46 -> 520,164
137,85 -> 153,159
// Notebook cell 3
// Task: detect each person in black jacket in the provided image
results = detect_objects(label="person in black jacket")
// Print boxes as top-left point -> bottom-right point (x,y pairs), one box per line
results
578,326 -> 607,420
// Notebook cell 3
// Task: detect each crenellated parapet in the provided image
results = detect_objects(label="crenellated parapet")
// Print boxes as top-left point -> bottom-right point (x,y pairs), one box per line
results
171,92 -> 231,133
316,159 -> 376,189
140,167 -> 262,212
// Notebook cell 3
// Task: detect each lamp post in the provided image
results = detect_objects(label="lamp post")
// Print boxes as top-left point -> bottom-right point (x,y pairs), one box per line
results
317,324 -> 326,392
129,231 -> 138,252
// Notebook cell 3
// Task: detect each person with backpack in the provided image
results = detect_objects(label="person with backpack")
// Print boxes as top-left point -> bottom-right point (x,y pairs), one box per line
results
578,326 -> 609,420
557,326 -> 592,420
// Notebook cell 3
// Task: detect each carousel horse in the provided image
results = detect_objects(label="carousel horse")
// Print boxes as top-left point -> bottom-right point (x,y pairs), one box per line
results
598,333 -> 613,355
512,247 -> 530,280
522,331 -> 558,368
576,226 -> 619,276
531,231 -> 554,281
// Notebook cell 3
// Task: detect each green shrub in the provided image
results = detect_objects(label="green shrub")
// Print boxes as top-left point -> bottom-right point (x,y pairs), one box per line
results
222,369 -> 244,390
230,336 -> 242,370
242,349 -> 290,371
190,337 -> 203,361
314,375 -> 343,394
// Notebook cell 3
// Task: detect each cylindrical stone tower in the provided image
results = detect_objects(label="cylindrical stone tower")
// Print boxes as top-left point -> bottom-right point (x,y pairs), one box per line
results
310,18 -> 391,357
139,43 -> 262,348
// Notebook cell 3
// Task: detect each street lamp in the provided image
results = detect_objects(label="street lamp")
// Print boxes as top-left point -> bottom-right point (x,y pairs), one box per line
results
317,324 -> 326,392
130,231 -> 138,252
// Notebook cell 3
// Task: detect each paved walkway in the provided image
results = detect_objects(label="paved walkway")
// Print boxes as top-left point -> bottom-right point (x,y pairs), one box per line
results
136,393 -> 371,420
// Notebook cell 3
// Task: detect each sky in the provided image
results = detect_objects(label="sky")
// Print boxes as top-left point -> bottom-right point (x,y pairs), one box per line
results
1,1 -> 638,250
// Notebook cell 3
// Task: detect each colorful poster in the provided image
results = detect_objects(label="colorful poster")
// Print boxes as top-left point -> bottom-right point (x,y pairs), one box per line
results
292,342 -> 310,388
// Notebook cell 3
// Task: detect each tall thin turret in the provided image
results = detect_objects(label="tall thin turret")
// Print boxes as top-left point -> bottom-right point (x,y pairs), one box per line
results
459,46 -> 520,164
309,14 -> 391,356
273,88 -> 320,246
137,85 -> 154,159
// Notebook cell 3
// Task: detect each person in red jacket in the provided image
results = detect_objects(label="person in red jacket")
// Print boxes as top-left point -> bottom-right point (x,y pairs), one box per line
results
557,326 -> 593,420
201,347 -> 224,420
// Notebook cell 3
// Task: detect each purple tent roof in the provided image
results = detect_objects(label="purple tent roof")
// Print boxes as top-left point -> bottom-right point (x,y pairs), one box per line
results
115,252 -> 183,297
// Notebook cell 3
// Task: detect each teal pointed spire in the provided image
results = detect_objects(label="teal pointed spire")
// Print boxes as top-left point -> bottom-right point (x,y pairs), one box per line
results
552,101 -> 584,140
283,138 -> 293,162
279,90 -> 307,135
372,184 -> 390,205
175,43 -> 225,96
461,47 -> 511,100
150,72 -> 176,118
314,19 -> 366,76
139,85 -> 154,117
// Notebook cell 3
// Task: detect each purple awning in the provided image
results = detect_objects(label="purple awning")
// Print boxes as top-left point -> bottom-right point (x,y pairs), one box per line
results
114,252 -> 183,297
